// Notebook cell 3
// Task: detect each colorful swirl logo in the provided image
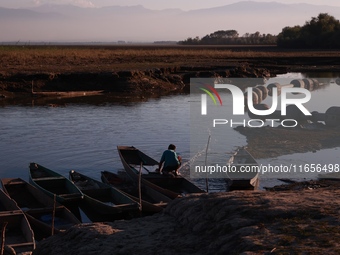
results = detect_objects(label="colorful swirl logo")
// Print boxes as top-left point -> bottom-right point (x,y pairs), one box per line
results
200,84 -> 223,106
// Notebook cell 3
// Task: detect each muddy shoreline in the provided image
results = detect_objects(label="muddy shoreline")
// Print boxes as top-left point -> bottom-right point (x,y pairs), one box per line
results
1,46 -> 340,101
0,59 -> 338,104
1,64 -> 271,99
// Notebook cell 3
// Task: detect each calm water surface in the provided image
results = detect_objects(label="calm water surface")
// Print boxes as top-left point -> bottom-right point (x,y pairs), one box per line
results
0,73 -> 339,191
0,96 -> 190,180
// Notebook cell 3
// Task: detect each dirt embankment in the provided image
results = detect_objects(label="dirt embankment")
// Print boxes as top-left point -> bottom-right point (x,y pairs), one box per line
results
2,45 -> 340,99
0,65 -> 270,98
33,181 -> 340,255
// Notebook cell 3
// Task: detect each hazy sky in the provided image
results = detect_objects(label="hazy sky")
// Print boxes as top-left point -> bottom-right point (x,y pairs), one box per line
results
2,0 -> 340,41
2,0 -> 340,9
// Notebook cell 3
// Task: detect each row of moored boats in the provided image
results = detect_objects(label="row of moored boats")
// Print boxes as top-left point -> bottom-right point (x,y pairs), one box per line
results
0,145 -> 258,254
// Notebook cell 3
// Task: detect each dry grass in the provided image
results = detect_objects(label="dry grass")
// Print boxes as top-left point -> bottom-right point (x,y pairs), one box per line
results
1,45 -> 340,74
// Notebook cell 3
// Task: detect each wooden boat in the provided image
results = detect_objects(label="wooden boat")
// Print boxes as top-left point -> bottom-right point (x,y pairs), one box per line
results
29,163 -> 84,204
225,147 -> 260,191
101,170 -> 169,213
0,188 -> 36,254
69,170 -> 139,222
117,146 -> 206,198
31,90 -> 104,97
31,84 -> 105,98
1,178 -> 81,240
28,162 -> 83,220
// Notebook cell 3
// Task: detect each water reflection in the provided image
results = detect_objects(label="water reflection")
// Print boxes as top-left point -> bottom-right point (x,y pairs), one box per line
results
0,95 -> 193,183
0,94 -> 161,107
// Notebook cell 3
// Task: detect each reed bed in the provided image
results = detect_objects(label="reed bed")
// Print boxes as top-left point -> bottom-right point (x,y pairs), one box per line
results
1,45 -> 340,74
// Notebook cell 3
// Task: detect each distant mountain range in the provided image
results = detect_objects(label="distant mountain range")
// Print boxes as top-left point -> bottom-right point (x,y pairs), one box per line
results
1,1 -> 340,42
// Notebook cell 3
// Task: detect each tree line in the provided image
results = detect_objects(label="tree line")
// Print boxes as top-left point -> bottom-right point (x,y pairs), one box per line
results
277,13 -> 340,48
179,30 -> 277,45
179,13 -> 340,48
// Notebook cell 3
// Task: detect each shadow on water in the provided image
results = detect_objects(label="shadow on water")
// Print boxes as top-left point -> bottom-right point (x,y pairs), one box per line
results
302,72 -> 340,79
0,91 -> 190,107
0,94 -> 155,107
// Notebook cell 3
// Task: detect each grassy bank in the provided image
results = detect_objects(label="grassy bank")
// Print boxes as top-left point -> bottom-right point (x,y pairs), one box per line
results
1,45 -> 339,101
1,45 -> 340,74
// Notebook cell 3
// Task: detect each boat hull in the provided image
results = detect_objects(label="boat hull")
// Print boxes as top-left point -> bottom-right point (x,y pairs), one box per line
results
101,170 -> 167,213
0,189 -> 36,254
28,163 -> 84,220
117,146 -> 205,198
1,178 -> 80,240
69,170 -> 139,222
226,147 -> 260,191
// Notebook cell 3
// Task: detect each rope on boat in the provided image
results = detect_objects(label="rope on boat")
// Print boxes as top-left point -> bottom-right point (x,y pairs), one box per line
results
0,222 -> 8,255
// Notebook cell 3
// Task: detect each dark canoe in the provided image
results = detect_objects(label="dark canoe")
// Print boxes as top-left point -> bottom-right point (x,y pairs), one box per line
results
1,178 -> 81,240
117,146 -> 206,198
101,170 -> 169,213
69,170 -> 139,222
226,147 -> 260,191
28,163 -> 84,204
28,162 -> 84,220
0,188 -> 36,254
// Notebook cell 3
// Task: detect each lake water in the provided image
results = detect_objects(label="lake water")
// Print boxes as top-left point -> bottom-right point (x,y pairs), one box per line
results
0,95 -> 190,177
0,73 -> 339,192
